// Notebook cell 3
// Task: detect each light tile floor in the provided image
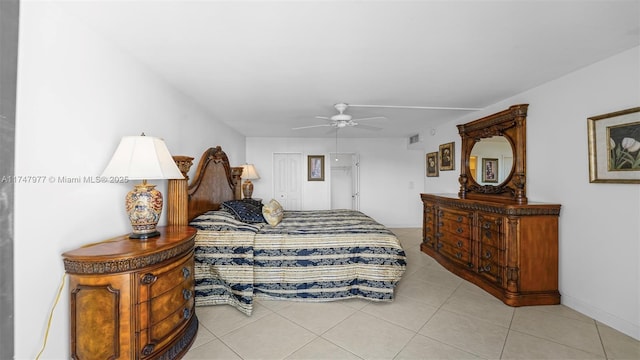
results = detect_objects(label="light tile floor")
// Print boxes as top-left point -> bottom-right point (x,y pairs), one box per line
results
184,228 -> 640,360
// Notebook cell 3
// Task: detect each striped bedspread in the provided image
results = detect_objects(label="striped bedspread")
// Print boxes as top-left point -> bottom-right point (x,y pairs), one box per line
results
190,209 -> 407,315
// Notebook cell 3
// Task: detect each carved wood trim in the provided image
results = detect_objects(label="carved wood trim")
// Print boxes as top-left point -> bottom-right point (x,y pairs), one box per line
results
167,146 -> 242,225
63,239 -> 194,275
458,104 -> 528,204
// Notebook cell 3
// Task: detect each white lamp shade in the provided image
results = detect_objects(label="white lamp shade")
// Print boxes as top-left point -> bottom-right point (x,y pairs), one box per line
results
101,135 -> 184,180
241,164 -> 260,180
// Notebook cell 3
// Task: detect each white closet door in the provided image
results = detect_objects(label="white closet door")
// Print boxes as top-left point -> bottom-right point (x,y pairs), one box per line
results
273,153 -> 302,210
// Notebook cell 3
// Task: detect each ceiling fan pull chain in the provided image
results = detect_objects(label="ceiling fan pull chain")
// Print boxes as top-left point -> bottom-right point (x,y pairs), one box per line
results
335,129 -> 339,161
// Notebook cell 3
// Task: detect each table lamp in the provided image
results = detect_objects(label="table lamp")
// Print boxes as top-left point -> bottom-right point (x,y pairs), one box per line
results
240,164 -> 260,199
101,134 -> 184,239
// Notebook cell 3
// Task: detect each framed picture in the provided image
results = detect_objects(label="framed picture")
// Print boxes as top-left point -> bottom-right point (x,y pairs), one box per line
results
426,152 -> 439,177
482,158 -> 499,183
439,142 -> 455,171
307,155 -> 325,181
588,107 -> 640,183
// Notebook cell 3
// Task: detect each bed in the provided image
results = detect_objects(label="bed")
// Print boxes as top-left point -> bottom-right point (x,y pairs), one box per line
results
167,146 -> 406,315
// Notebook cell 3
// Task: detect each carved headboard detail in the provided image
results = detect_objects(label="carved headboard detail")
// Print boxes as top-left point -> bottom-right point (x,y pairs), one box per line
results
167,146 -> 243,225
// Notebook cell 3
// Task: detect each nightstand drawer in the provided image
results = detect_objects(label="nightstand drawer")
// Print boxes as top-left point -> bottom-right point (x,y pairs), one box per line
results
138,297 -> 195,358
138,251 -> 194,300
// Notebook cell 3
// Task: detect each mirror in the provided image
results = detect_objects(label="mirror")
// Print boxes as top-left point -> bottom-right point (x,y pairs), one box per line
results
457,104 -> 528,204
469,136 -> 514,185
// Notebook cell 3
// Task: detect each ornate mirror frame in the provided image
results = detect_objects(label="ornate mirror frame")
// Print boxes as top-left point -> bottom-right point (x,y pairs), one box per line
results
457,104 -> 528,204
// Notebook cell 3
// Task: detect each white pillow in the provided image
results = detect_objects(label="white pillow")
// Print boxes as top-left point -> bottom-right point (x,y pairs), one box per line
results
262,199 -> 284,226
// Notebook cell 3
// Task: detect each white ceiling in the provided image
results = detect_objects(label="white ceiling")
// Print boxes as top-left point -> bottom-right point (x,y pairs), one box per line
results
58,0 -> 639,138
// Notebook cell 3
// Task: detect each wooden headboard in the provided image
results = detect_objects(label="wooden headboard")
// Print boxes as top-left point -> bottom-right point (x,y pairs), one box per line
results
167,146 -> 243,225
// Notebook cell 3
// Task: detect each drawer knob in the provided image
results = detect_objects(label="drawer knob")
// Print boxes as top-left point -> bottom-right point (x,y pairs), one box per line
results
182,267 -> 191,279
484,230 -> 492,239
457,241 -> 463,248
142,344 -> 156,356
456,227 -> 463,234
436,243 -> 443,250
456,216 -> 463,222
455,252 -> 462,259
483,223 -> 491,229
183,289 -> 192,300
183,308 -> 190,319
140,273 -> 157,285
485,250 -> 492,259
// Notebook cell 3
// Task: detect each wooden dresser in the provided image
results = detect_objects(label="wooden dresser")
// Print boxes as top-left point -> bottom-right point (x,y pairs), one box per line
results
421,193 -> 561,306
62,226 -> 198,359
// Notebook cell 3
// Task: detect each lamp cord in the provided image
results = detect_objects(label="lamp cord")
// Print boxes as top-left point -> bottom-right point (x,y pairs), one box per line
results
35,273 -> 67,360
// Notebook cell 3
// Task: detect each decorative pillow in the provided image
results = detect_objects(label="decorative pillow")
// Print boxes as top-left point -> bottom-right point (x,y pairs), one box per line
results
221,200 -> 266,224
262,199 -> 284,226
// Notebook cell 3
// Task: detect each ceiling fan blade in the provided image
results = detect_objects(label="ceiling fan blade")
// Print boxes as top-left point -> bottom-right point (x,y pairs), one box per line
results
353,124 -> 382,131
315,116 -> 331,120
351,116 -> 386,122
292,124 -> 332,130
348,104 -> 483,111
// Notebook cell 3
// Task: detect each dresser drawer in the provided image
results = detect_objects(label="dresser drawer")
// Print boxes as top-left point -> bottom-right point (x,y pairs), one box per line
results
439,241 -> 472,268
139,277 -> 195,328
138,251 -> 194,300
477,243 -> 505,285
438,232 -> 471,253
478,214 -> 504,249
138,297 -> 195,358
439,208 -> 472,226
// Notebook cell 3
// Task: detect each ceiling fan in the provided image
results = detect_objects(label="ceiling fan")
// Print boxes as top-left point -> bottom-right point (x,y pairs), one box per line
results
292,103 -> 386,131
291,102 -> 483,131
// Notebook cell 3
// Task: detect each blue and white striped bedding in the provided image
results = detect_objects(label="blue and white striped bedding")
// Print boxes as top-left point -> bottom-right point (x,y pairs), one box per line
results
190,209 -> 407,315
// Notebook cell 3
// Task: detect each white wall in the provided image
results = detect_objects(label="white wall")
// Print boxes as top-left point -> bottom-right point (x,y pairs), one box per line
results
15,3 -> 245,359
247,137 -> 424,227
423,47 -> 640,340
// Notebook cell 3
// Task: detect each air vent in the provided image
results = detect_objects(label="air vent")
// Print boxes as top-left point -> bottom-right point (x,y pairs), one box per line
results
409,134 -> 421,144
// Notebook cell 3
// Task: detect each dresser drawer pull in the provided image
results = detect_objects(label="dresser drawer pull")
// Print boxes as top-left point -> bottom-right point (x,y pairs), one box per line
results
436,243 -> 443,250
142,344 -> 156,356
182,267 -> 191,279
140,273 -> 157,285
456,241 -> 463,248
455,252 -> 462,259
485,250 -> 492,259
483,223 -> 491,230
456,216 -> 463,222
484,230 -> 492,239
456,227 -> 464,234
183,289 -> 192,300
183,308 -> 190,319
479,264 -> 492,273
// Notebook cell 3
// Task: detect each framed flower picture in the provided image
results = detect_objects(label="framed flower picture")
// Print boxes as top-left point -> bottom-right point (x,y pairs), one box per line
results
588,107 -> 640,183
307,155 -> 325,181
426,152 -> 439,177
482,158 -> 499,183
439,142 -> 455,171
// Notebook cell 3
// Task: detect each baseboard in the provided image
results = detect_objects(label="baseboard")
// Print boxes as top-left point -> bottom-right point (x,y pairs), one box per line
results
562,294 -> 639,340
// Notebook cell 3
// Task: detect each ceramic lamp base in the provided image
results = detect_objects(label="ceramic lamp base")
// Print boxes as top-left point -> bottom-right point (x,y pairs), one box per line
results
126,182 -> 163,239
242,179 -> 254,199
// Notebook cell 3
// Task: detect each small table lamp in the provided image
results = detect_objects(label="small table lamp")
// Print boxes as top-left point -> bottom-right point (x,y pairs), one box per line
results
240,164 -> 260,199
101,134 -> 184,239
